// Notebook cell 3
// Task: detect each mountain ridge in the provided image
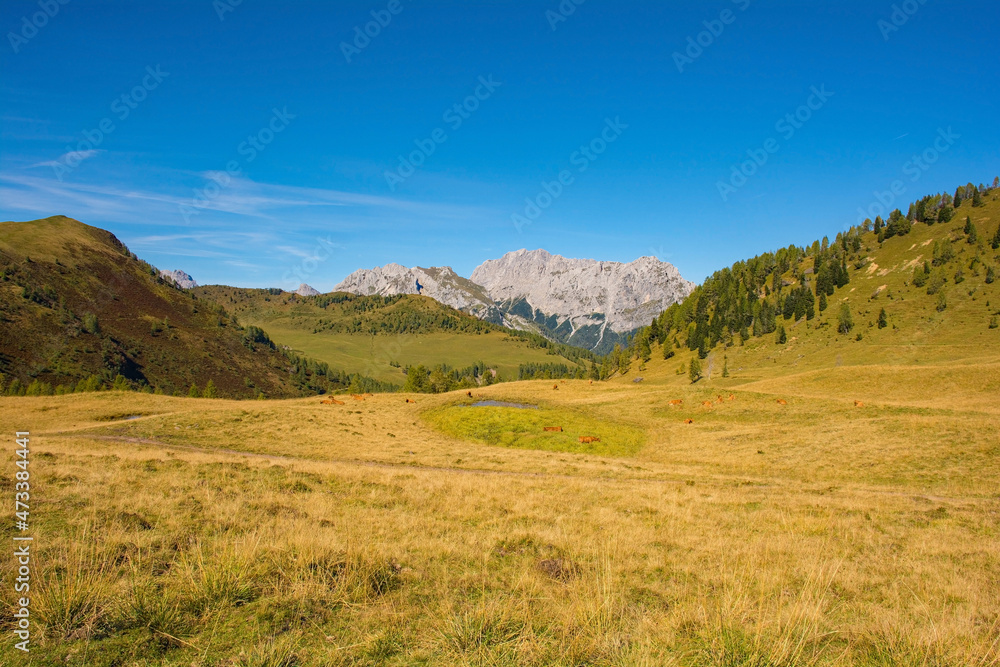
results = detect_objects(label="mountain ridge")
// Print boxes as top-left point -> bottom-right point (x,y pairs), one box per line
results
333,248 -> 694,352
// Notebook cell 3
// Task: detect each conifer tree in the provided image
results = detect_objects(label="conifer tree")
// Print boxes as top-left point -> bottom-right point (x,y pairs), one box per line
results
688,357 -> 702,384
203,379 -> 218,398
972,186 -> 984,207
188,384 -> 200,398
954,188 -> 963,208
877,308 -> 888,329
992,224 -> 1000,250
967,218 -> 978,244
818,291 -> 828,313
776,324 -> 787,345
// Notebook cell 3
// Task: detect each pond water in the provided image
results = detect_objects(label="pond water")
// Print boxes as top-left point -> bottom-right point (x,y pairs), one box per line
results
465,401 -> 539,409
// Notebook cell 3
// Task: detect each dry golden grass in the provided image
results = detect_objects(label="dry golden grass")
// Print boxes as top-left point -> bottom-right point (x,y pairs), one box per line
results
1,350 -> 999,665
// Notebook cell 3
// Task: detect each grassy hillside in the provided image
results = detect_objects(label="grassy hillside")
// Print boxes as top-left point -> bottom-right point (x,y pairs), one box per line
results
193,287 -> 595,384
0,217 -> 372,398
614,182 -> 1000,380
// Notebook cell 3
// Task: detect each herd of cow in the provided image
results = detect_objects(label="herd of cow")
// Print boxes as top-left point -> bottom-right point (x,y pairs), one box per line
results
316,383 -> 866,442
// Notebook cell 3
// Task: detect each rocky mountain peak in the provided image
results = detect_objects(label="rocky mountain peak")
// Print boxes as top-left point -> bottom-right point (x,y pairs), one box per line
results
159,269 -> 198,289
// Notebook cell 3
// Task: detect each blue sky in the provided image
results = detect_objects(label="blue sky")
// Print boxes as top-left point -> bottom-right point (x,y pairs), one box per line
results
1,0 -> 997,290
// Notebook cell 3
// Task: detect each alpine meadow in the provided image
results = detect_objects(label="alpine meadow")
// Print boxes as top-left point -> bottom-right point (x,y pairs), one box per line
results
1,2 -> 999,666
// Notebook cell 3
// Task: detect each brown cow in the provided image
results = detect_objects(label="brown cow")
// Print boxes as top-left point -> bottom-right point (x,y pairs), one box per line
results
364,393 -> 374,397
684,419 -> 694,424
776,399 -> 787,405
560,380 -> 566,384
543,426 -> 563,432
728,394 -> 736,401
467,391 -> 473,398
589,380 -> 593,385
553,384 -> 559,390
351,394 -> 365,401
702,400 -> 714,408
854,400 -> 864,407
405,398 -> 417,404
320,398 -> 344,405
669,399 -> 683,406
578,436 -> 601,444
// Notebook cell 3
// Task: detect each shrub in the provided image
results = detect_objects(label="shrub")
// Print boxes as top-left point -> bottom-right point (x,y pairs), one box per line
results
837,304 -> 854,334
82,313 -> 100,335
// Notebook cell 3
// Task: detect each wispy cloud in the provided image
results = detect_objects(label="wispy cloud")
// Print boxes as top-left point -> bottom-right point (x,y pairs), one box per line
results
0,169 -> 492,227
30,149 -> 104,169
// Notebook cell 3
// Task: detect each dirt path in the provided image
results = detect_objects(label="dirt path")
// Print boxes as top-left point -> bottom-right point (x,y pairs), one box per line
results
42,433 -> 993,506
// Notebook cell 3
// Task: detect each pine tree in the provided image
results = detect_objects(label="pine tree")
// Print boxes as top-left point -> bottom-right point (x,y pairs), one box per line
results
203,379 -> 218,398
877,308 -> 888,329
776,324 -> 787,345
967,220 -> 979,244
986,266 -> 995,284
992,223 -> 1000,250
188,384 -> 200,398
972,186 -> 984,207
953,188 -> 963,208
688,357 -> 702,384
964,216 -> 973,235
722,356 -> 729,378
818,291 -> 828,313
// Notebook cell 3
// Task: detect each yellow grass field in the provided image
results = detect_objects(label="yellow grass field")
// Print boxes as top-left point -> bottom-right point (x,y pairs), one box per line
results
2,344 -> 998,666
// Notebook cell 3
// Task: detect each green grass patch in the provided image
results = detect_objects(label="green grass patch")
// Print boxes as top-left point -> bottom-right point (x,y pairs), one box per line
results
423,402 -> 645,457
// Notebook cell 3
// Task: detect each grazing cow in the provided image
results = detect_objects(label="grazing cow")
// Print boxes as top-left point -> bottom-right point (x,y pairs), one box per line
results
728,394 -> 735,401
716,396 -> 724,404
321,398 -> 345,405
543,426 -> 563,432
684,419 -> 694,424
776,399 -> 787,405
578,436 -> 601,444
702,400 -> 713,408
467,391 -> 473,398
405,398 -> 417,404
854,400 -> 864,407
561,380 -> 566,384
364,393 -> 374,397
589,380 -> 593,385
351,394 -> 365,401
668,399 -> 683,406
553,384 -> 559,390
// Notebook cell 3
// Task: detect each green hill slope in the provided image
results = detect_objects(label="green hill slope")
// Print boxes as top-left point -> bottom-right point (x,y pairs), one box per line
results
0,217 -> 373,398
192,287 -> 596,384
610,180 -> 1000,382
